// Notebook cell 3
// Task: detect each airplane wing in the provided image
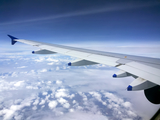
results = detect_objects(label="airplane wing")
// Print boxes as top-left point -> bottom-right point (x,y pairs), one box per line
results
8,35 -> 160,104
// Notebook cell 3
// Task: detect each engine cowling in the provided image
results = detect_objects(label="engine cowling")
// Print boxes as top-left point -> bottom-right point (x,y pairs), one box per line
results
144,85 -> 160,104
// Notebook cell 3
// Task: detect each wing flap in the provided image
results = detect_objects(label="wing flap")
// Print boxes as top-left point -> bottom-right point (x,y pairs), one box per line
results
118,62 -> 160,85
126,62 -> 160,76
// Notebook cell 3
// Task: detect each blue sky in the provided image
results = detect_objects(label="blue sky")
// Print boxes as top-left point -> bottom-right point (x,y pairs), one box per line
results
0,1 -> 160,120
0,0 -> 160,45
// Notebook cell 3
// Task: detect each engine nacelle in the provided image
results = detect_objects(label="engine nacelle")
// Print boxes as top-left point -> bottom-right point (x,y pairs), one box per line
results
144,85 -> 160,104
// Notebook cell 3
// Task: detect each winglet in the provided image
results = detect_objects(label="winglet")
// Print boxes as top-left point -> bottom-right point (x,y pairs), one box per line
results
8,35 -> 18,45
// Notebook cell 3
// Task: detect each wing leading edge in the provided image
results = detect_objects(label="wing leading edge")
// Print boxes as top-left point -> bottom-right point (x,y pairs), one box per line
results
8,35 -> 160,91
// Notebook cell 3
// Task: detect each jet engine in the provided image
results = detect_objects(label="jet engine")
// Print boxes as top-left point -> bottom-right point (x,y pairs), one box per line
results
144,85 -> 160,104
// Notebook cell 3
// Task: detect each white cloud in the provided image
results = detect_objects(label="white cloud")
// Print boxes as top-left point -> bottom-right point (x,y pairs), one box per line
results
14,81 -> 24,87
72,100 -> 76,104
14,99 -> 22,104
122,119 -> 133,120
17,66 -> 27,68
122,101 -> 132,108
103,92 -> 124,105
63,103 -> 70,108
55,89 -> 68,98
89,92 -> 102,102
77,106 -> 83,110
69,109 -> 74,112
32,106 -> 37,110
0,95 -> 35,120
34,57 -> 44,62
2,109 -> 15,120
11,72 -> 18,77
30,70 -> 35,74
48,101 -> 58,109
45,95 -> 50,101
49,111 -> 109,120
68,94 -> 75,99
127,111 -> 137,117
0,80 -> 20,91
41,105 -> 45,109
57,98 -> 70,109
42,92 -> 48,96
39,99 -> 45,105
56,80 -> 62,85
46,58 -> 59,62
14,114 -> 23,120
89,91 -> 107,105
40,69 -> 47,72
47,62 -> 54,65
63,66 -> 66,70
26,86 -> 38,89
47,81 -> 51,84
33,99 -> 39,105
78,92 -> 88,101
57,98 -> 67,104
56,67 -> 60,71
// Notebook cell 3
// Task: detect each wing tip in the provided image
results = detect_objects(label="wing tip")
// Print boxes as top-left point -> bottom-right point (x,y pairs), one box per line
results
7,34 -> 18,45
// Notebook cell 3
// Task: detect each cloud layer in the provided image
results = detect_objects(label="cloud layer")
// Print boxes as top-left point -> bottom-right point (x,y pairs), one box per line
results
0,54 -> 159,120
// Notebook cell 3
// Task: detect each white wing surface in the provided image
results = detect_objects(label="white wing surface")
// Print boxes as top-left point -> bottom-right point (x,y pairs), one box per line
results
8,35 -> 160,92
